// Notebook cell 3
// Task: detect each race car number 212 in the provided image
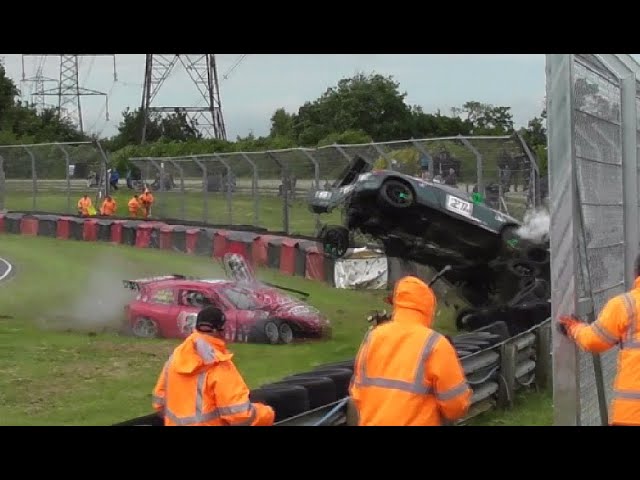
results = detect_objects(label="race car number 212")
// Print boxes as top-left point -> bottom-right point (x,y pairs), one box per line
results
446,194 -> 473,217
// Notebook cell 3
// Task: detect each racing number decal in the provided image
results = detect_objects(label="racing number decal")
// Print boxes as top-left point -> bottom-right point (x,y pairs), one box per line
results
446,194 -> 473,217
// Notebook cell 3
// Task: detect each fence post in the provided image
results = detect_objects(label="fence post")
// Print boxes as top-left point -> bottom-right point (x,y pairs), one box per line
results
239,152 -> 260,227
299,149 -> 322,233
0,154 -> 5,211
145,158 -> 166,219
410,138 -> 435,178
167,159 -> 186,220
535,321 -> 552,391
458,136 -> 484,197
620,74 -> 639,290
23,146 -> 37,211
266,151 -> 289,234
55,144 -> 72,213
213,154 -> 233,225
514,131 -> 541,210
94,140 -> 111,200
191,156 -> 209,224
497,341 -> 517,409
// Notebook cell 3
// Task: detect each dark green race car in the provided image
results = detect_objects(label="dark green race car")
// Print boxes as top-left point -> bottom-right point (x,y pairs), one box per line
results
308,157 -> 550,336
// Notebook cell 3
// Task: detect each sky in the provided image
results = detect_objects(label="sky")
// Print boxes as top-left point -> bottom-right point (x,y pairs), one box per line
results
0,54 -> 621,141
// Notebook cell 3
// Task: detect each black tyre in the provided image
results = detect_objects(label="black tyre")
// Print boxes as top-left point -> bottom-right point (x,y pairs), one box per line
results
313,358 -> 356,372
264,320 -> 280,345
506,259 -> 539,279
289,368 -> 353,399
272,376 -> 338,409
249,384 -> 310,422
279,322 -> 294,344
320,225 -> 350,259
131,317 -> 160,339
378,179 -> 415,209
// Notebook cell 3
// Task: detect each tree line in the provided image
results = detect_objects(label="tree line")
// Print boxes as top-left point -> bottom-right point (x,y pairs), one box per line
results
0,66 -> 548,177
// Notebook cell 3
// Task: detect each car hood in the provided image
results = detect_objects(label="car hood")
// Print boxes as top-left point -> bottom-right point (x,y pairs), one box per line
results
252,287 -> 321,319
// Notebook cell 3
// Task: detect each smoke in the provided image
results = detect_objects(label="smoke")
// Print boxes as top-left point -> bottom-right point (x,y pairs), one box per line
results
515,208 -> 550,244
42,253 -> 137,333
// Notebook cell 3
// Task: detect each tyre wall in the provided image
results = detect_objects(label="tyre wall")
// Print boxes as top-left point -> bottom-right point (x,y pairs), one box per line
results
0,211 -> 552,426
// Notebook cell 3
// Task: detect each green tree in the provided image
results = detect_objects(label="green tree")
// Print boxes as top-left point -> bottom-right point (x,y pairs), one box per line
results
451,101 -> 514,135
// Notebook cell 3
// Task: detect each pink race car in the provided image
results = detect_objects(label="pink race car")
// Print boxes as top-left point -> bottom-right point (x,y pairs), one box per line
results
122,254 -> 332,344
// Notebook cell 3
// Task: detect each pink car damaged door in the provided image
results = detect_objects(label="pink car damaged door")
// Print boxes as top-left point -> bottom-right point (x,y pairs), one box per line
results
174,287 -> 239,340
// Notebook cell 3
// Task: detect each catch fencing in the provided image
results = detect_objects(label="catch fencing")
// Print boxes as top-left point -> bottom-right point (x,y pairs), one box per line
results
0,135 -> 542,236
0,141 -> 110,214
547,54 -> 640,426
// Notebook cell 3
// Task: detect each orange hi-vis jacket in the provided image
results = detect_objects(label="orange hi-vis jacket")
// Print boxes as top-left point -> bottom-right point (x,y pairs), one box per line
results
565,277 -> 640,426
140,190 -> 154,207
350,276 -> 472,426
152,331 -> 275,426
128,197 -> 140,214
77,196 -> 92,215
100,198 -> 117,216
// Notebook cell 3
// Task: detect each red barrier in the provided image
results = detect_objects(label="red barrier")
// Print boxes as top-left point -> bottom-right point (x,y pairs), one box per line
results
252,235 -> 276,267
111,220 -> 125,244
305,245 -> 325,281
135,223 -> 154,248
186,229 -> 201,255
160,225 -> 175,250
83,219 -> 98,242
280,238 -> 298,276
212,230 -> 230,258
56,217 -> 72,239
0,213 -> 5,234
20,217 -> 39,236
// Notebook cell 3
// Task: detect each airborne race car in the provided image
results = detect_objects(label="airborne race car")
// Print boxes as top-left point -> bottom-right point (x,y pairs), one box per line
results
309,157 -> 550,336
122,254 -> 332,344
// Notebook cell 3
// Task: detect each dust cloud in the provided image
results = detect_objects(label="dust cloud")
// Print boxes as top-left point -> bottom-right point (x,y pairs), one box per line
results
42,253 -> 137,333
516,208 -> 550,244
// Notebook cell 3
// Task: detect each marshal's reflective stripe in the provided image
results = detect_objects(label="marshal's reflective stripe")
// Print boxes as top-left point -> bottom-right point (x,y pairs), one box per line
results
195,337 -> 216,363
591,321 -> 618,345
152,395 -> 164,406
354,330 -> 469,398
614,389 -> 640,400
621,294 -> 640,349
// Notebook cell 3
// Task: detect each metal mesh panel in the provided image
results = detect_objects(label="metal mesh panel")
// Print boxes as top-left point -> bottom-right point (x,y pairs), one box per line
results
573,57 -> 625,426
0,142 -> 107,214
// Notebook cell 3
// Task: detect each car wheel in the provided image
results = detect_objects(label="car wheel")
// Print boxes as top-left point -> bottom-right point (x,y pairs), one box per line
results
379,179 -> 415,209
279,322 -> 294,344
264,320 -> 280,345
249,384 -> 311,422
320,225 -> 350,259
132,317 -> 159,338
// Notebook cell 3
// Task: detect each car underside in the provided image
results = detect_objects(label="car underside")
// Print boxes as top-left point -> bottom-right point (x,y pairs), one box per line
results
309,157 -> 550,337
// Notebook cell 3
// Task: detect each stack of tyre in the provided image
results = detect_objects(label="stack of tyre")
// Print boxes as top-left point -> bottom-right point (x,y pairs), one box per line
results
249,359 -> 355,423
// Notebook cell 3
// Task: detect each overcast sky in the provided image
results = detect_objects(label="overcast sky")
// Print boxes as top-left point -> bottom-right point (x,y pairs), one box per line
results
0,54 -> 636,141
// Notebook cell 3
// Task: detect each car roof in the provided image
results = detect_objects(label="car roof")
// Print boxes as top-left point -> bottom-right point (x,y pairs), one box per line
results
145,278 -> 235,290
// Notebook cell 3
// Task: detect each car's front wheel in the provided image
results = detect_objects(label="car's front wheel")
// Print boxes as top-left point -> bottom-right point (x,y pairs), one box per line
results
132,317 -> 160,338
378,179 -> 415,209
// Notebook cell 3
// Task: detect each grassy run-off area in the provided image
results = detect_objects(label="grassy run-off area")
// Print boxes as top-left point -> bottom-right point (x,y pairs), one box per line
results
0,235 -> 552,426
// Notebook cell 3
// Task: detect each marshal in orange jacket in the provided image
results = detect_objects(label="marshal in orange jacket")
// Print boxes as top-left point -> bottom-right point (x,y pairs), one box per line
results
152,331 -> 275,426
561,276 -> 640,426
349,276 -> 472,426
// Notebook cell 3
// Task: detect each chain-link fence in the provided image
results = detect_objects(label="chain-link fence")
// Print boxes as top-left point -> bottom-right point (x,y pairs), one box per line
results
0,135 -> 541,236
547,54 -> 640,426
0,141 -> 110,214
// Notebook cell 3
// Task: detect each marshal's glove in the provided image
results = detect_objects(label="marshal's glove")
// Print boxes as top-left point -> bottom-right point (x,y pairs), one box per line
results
558,314 -> 583,338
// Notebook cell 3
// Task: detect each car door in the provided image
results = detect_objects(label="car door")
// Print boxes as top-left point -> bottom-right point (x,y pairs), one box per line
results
143,286 -> 178,336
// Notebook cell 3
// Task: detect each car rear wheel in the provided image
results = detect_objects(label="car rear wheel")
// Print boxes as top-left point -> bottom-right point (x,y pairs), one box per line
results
132,317 -> 159,338
379,179 -> 415,209
319,225 -> 350,259
279,322 -> 294,344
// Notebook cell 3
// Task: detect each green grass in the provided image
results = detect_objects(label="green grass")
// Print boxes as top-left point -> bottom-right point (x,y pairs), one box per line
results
469,390 -> 553,426
0,234 -> 463,425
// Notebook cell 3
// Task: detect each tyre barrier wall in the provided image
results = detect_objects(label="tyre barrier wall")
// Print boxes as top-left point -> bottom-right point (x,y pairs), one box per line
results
0,211 -> 553,426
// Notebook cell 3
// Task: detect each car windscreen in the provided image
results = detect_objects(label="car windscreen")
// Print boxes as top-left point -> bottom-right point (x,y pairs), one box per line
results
221,286 -> 260,310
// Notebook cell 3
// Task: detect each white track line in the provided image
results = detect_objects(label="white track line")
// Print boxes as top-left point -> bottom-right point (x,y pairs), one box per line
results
0,257 -> 13,282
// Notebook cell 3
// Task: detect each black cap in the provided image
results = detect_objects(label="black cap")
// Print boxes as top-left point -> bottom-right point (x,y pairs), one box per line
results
195,306 -> 226,333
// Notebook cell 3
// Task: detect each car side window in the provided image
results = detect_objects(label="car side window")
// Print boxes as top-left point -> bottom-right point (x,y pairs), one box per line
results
223,287 -> 257,310
179,289 -> 218,308
150,288 -> 175,305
